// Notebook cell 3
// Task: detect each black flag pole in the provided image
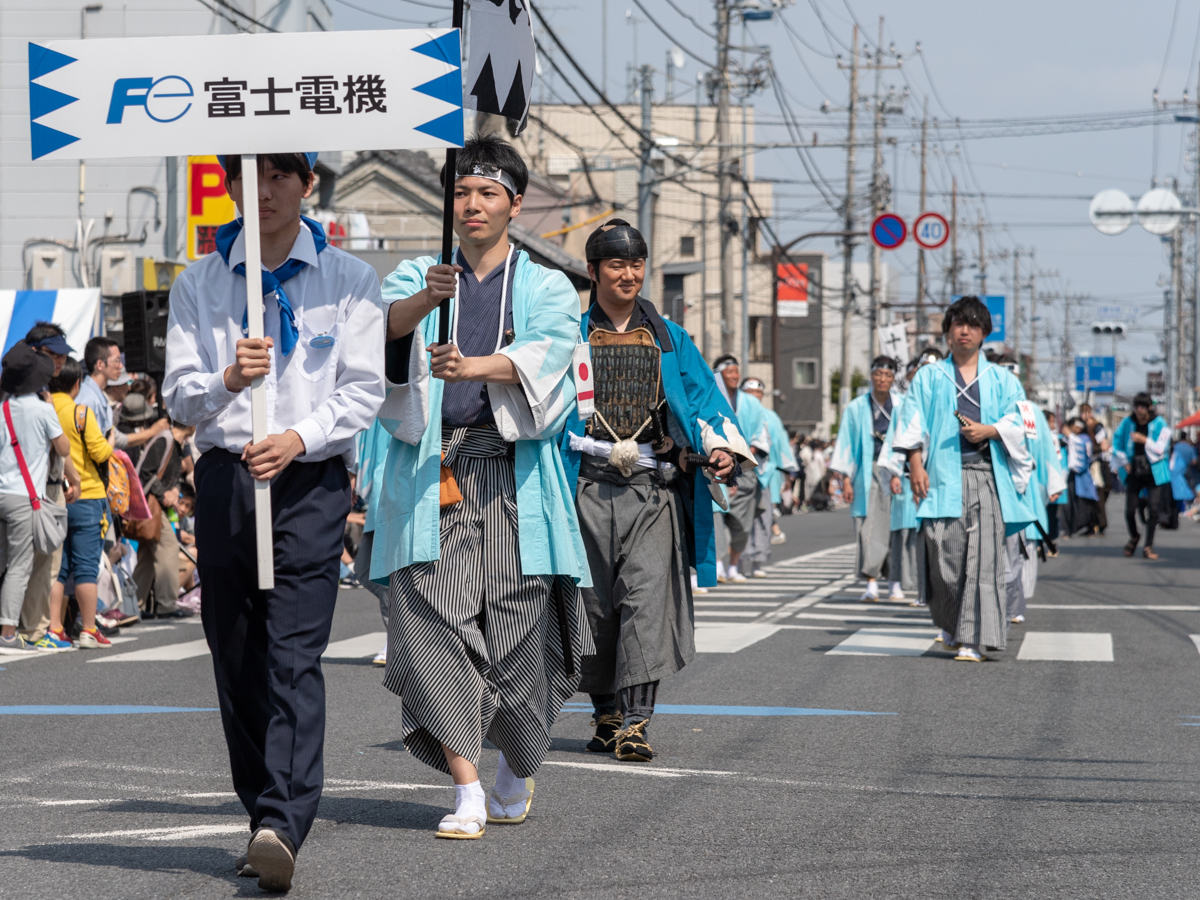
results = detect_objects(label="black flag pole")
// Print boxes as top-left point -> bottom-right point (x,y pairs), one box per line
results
437,0 -> 466,346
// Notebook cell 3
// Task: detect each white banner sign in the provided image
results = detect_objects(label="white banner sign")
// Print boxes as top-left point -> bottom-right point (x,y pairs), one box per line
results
877,322 -> 909,364
27,29 -> 464,161
463,0 -> 535,133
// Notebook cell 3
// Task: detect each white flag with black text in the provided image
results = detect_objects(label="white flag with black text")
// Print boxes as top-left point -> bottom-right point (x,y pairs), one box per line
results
464,0 -> 536,133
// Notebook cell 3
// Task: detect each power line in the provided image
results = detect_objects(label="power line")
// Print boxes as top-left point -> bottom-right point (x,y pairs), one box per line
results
628,0 -> 715,68
327,0 -> 446,24
661,0 -> 716,39
211,0 -> 279,31
1157,0 -> 1185,92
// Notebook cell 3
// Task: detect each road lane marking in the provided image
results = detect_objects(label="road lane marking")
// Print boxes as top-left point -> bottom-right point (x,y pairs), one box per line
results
323,631 -> 387,659
695,611 -> 760,618
88,639 -> 211,663
694,601 -> 780,608
0,705 -> 217,714
695,622 -> 781,652
826,627 -> 941,656
1016,632 -> 1114,661
796,612 -> 934,626
1029,605 -> 1200,611
542,760 -> 737,778
564,703 -> 894,716
61,824 -> 247,841
1190,635 -> 1200,655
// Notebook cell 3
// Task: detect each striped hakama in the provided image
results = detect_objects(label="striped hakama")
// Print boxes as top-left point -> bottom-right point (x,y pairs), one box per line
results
575,456 -> 694,694
853,466 -> 893,580
383,427 -> 592,779
1004,533 -> 1026,621
922,455 -> 1008,650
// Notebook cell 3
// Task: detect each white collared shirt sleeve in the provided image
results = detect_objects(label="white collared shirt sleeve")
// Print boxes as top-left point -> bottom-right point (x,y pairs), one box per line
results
290,264 -> 386,458
1145,422 -> 1171,462
163,269 -> 242,426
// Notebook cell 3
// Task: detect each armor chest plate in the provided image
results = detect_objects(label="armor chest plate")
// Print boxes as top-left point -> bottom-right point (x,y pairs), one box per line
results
588,326 -> 663,441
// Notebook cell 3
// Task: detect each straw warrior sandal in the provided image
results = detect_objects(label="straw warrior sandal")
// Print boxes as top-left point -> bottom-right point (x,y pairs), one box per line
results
614,720 -> 654,762
587,712 -> 623,753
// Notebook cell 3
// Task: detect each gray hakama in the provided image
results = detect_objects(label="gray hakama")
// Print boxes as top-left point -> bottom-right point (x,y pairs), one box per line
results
1022,547 -> 1038,600
723,468 -> 760,554
576,456 -> 694,693
922,455 -> 1008,650
890,526 -> 926,600
853,466 -> 893,580
383,427 -> 593,779
1005,533 -> 1026,621
743,494 -> 774,570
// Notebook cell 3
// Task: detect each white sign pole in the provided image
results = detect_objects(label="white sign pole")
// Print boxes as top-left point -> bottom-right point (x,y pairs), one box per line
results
240,154 -> 275,591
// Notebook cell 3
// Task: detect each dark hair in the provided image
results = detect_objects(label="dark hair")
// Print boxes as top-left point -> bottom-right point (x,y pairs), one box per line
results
129,376 -> 157,401
222,153 -> 314,189
179,481 -> 195,501
49,355 -> 82,394
84,336 -> 118,376
712,354 -> 739,370
870,355 -> 898,372
1133,392 -> 1154,409
1068,416 -> 1084,428
24,321 -> 66,344
942,295 -> 992,336
440,131 -> 529,199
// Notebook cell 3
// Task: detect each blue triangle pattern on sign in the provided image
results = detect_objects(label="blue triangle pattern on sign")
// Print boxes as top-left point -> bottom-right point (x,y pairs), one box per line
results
414,110 -> 464,147
28,43 -> 77,81
413,70 -> 463,108
411,31 -> 460,66
30,121 -> 79,160
29,82 -> 77,120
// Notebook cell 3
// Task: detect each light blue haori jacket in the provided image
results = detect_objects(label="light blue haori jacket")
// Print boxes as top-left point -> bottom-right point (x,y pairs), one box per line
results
561,301 -> 754,588
1111,414 -> 1171,486
1170,440 -> 1197,501
1023,404 -> 1068,540
369,250 -> 590,586
762,408 -> 798,503
830,388 -> 903,519
891,356 -> 1037,534
355,418 -> 392,534
878,404 -> 917,531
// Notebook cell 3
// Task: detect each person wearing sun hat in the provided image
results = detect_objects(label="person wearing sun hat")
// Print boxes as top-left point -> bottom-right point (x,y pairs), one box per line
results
164,151 -> 384,892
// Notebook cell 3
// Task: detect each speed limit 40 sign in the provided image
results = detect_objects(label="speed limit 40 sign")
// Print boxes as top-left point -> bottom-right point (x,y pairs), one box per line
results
913,212 -> 950,250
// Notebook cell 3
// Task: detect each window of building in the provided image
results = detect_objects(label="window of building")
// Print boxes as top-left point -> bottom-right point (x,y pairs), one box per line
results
750,316 -> 772,361
793,358 -> 818,388
680,235 -> 696,257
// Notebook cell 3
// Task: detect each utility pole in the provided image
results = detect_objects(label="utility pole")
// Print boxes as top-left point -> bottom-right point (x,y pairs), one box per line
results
977,214 -> 987,294
915,98 -> 929,342
1028,251 -> 1038,396
638,64 -> 655,306
1011,247 -> 1020,364
715,0 -> 734,356
701,193 -> 708,359
1194,62 -> 1200,410
866,17 -> 900,361
601,0 -> 608,95
838,24 -> 860,413
949,176 -> 959,298
740,74 -> 750,373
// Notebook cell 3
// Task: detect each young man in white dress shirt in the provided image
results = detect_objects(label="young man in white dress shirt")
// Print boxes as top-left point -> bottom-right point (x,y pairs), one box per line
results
164,153 -> 384,893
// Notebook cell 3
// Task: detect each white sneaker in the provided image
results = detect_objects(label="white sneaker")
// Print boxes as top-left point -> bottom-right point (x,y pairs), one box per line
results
888,582 -> 905,601
1010,614 -> 1025,624
860,580 -> 879,602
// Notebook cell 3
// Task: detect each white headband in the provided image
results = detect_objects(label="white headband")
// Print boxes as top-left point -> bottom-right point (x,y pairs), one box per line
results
456,163 -> 519,196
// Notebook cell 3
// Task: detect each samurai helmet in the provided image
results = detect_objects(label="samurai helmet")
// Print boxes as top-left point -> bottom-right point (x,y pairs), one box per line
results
586,219 -> 648,263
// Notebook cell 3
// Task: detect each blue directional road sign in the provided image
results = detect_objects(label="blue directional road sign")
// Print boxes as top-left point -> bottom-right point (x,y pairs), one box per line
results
1075,356 -> 1116,392
871,213 -> 906,250
951,295 -> 1006,343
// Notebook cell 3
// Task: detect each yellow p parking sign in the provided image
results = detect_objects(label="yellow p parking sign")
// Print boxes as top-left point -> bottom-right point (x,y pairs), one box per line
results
186,155 -> 236,260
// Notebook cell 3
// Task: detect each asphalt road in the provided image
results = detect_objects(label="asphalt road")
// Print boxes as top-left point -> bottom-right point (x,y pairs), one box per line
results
4,506 -> 1200,899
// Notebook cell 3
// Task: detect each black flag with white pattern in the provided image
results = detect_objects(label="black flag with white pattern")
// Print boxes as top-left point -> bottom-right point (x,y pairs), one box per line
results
463,0 -> 536,134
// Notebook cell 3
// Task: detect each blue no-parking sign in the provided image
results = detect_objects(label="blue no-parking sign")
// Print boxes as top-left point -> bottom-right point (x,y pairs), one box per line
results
871,213 -> 906,250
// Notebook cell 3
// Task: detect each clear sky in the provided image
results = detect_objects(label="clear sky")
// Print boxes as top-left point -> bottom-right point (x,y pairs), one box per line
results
328,0 -> 1196,397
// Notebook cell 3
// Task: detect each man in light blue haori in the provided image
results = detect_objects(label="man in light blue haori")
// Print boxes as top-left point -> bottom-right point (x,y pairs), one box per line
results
370,134 -> 592,840
891,296 -> 1037,662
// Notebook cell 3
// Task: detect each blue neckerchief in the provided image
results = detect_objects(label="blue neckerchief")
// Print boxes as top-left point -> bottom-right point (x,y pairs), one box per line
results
213,215 -> 328,356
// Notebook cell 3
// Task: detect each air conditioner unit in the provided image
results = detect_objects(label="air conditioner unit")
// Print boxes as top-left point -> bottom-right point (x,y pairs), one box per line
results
29,246 -> 64,290
100,248 -> 135,297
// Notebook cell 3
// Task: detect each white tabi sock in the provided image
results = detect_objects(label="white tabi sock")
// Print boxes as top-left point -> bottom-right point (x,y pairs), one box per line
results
888,581 -> 904,598
716,560 -> 727,579
449,781 -> 486,833
728,564 -> 740,578
490,753 -> 532,818
494,752 -> 520,797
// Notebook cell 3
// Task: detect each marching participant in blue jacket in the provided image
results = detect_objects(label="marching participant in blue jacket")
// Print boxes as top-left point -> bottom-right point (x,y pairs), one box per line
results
892,296 -> 1037,662
880,347 -> 944,606
738,378 -> 796,567
830,356 -> 903,601
1011,401 -> 1067,622
561,220 -> 746,763
710,357 -> 769,581
371,134 -> 591,839
1112,392 -> 1171,559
